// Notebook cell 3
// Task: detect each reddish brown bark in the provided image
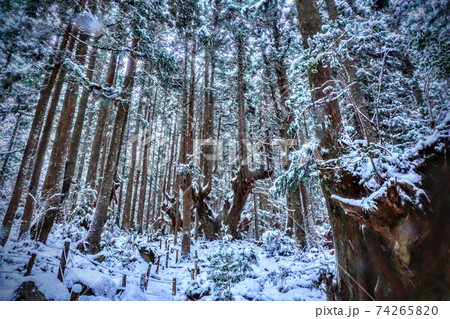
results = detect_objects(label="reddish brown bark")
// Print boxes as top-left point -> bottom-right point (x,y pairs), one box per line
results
85,36 -> 140,253
18,32 -> 79,239
181,40 -> 196,256
226,35 -> 272,239
61,37 -> 100,200
122,96 -> 144,229
296,0 -> 450,301
0,7 -> 80,246
85,51 -> 118,188
32,30 -> 91,244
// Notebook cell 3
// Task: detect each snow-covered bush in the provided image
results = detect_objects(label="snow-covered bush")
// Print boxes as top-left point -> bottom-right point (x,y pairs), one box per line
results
267,265 -> 292,293
262,230 -> 297,257
184,274 -> 212,301
206,235 -> 259,300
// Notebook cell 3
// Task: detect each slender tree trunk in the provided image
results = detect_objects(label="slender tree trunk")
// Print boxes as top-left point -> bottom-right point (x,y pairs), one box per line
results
141,91 -> 157,229
122,96 -> 143,229
18,32 -> 79,239
75,98 -> 97,188
145,132 -> 157,229
136,122 -> 150,233
31,30 -> 91,243
226,35 -> 272,239
253,193 -> 259,241
85,36 -> 140,253
156,142 -> 168,220
0,113 -> 21,188
181,40 -> 196,257
97,119 -> 111,192
164,118 -> 177,196
195,46 -> 219,240
172,41 -> 188,244
324,0 -> 375,142
61,37 -> 100,200
137,94 -> 157,233
85,51 -> 118,188
133,89 -> 157,228
0,8 -> 80,246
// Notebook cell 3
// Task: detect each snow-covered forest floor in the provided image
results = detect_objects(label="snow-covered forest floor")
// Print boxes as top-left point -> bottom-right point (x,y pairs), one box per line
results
0,222 -> 334,301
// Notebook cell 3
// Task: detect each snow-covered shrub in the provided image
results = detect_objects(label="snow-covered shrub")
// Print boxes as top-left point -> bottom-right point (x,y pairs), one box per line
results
266,265 -> 292,293
184,274 -> 212,301
206,235 -> 259,300
230,278 -> 262,300
262,230 -> 297,257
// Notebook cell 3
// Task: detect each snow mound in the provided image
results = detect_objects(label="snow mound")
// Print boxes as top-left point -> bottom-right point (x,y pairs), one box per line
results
64,268 -> 117,299
10,274 -> 70,301
231,278 -> 261,300
119,285 -> 148,301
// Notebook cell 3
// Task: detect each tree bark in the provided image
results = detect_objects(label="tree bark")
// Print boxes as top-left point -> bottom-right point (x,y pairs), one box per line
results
226,35 -> 272,239
137,94 -> 156,233
61,37 -> 100,200
18,32 -> 79,239
0,113 -> 21,188
296,0 -> 450,301
0,7 -> 80,246
324,0 -> 375,142
194,45 -> 219,240
85,36 -> 140,253
32,30 -> 91,243
122,95 -> 143,229
85,51 -> 118,188
181,40 -> 196,256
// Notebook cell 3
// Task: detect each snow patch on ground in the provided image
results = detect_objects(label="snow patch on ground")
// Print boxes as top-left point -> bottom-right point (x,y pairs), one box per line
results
0,223 -> 334,301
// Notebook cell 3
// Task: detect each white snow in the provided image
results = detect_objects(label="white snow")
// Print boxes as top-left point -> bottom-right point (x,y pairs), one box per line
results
0,222 -> 334,301
119,284 -> 148,301
64,268 -> 118,299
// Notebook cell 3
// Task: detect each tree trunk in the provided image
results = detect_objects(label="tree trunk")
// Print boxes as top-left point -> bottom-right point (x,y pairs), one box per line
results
295,0 -> 373,301
85,51 -> 118,188
61,37 -> 100,200
296,0 -> 450,301
18,32 -> 79,239
253,194 -> 259,241
0,8 -> 79,246
137,94 -> 157,233
324,0 -> 375,142
32,30 -> 91,243
181,40 -> 196,257
76,93 -> 100,185
164,118 -> 177,198
145,130 -> 158,229
122,96 -> 144,229
194,46 -> 219,240
328,129 -> 450,300
0,113 -> 21,188
226,35 -> 272,239
150,141 -> 161,222
85,36 -> 140,253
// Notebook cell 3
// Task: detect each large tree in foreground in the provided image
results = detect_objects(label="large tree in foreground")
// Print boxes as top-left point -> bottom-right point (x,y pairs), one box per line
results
295,0 -> 450,301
